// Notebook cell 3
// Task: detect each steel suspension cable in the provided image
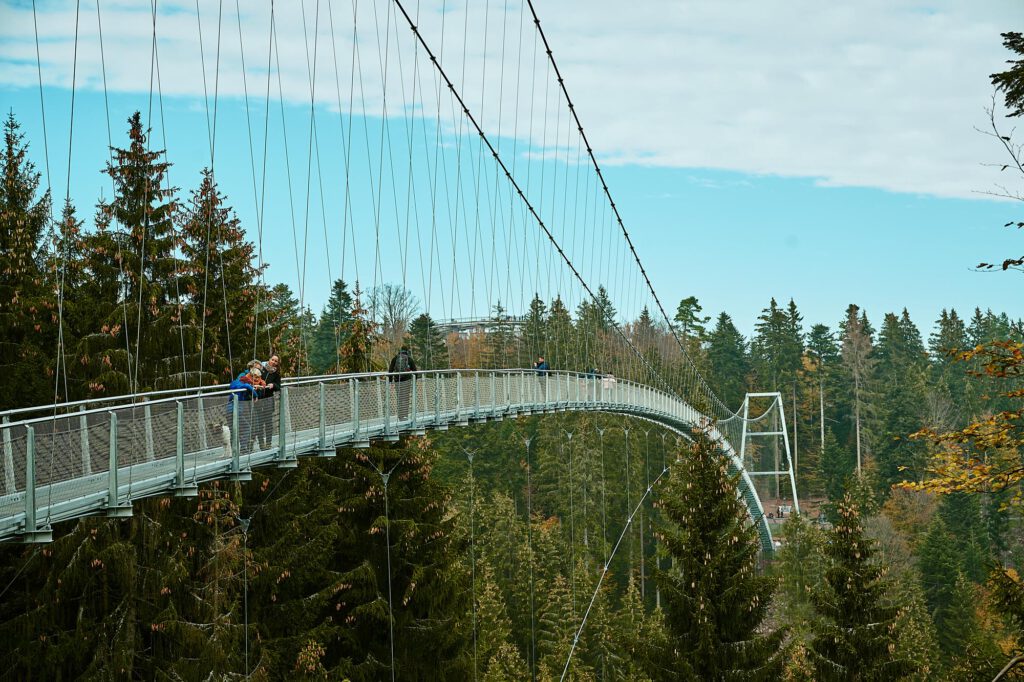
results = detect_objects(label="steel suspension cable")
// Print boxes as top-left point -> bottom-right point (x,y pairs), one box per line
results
524,0 -> 735,419
389,0 -> 681,399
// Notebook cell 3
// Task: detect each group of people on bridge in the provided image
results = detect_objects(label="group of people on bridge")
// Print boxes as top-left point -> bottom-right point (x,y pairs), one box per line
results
224,348 -> 621,454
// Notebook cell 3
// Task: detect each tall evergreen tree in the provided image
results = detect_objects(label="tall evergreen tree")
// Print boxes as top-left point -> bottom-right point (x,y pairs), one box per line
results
839,304 -> 876,474
81,111 -> 192,394
406,312 -> 449,370
917,516 -> 980,661
808,495 -> 911,681
874,310 -> 928,492
520,294 -> 548,368
309,279 -> 354,373
673,296 -> 709,343
651,429 -> 786,680
178,168 -> 263,382
706,312 -> 750,411
0,112 -> 53,409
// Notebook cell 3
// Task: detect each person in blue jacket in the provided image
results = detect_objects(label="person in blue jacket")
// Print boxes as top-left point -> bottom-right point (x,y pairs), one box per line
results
227,363 -> 264,454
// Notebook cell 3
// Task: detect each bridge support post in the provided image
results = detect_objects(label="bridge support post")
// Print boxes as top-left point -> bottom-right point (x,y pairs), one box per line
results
143,404 -> 155,462
228,396 -> 253,480
21,426 -> 51,543
455,373 -> 468,426
317,382 -> 335,456
105,412 -> 132,518
174,401 -> 198,496
411,375 -> 425,435
352,379 -> 369,447
276,386 -> 298,467
197,396 -> 208,451
433,374 -> 446,431
3,416 -> 14,496
383,376 -> 399,442
79,405 -> 91,476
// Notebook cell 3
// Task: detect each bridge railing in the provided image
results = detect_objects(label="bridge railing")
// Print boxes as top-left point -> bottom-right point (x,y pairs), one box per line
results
0,369 -> 693,542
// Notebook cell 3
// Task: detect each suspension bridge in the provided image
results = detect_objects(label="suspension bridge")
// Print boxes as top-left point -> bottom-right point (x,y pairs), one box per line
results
1,0 -> 799,677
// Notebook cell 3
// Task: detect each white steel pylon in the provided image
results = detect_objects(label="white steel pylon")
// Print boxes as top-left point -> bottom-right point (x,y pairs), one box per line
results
738,392 -> 800,515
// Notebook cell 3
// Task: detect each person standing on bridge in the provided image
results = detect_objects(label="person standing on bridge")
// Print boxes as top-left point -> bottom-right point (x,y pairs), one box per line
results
388,346 -> 417,420
533,355 -> 549,403
257,354 -> 281,450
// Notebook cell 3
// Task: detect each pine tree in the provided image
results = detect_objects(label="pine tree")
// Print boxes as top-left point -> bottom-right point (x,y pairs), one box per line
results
0,112 -> 53,409
775,513 -> 826,641
651,428 -> 786,680
81,111 -> 192,394
706,312 -> 750,411
673,296 -> 709,344
874,311 -> 928,492
258,282 -> 312,371
406,312 -> 449,370
249,440 -> 469,680
839,304 -> 876,475
178,168 -> 263,383
521,294 -> 548,368
928,309 -> 970,425
547,297 -> 575,372
808,494 -> 911,681
339,284 -> 376,373
309,279 -> 354,373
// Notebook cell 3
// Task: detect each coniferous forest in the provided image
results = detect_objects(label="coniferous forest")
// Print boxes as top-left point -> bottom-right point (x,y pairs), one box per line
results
2,26 -> 1024,682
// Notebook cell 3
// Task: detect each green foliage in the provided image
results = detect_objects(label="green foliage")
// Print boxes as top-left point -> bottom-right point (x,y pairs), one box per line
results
0,112 -> 54,409
808,495 -> 912,681
651,428 -> 786,680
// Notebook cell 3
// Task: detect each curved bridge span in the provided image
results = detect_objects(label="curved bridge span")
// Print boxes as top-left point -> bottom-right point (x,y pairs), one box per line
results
0,370 -> 772,550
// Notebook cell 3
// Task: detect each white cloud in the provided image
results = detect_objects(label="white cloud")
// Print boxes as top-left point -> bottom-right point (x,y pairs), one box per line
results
1,0 -> 1021,199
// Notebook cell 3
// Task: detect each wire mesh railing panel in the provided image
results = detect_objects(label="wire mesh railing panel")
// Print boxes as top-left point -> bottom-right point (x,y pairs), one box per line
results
287,385 -> 319,435
325,384 -> 353,436
150,405 -> 179,462
356,378 -> 381,424
33,419 -> 82,487
0,433 -> 26,522
1,433 -> 27,497
112,406 -> 146,468
477,374 -> 494,412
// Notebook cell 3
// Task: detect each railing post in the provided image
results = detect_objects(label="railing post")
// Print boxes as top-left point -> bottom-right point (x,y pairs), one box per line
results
106,411 -> 131,518
277,386 -> 297,466
144,403 -> 155,462
24,425 -> 36,534
197,396 -> 208,450
352,376 -> 364,440
456,373 -> 465,423
79,405 -> 91,476
21,425 -> 50,542
231,395 -> 242,474
434,373 -> 441,424
317,382 -> 333,456
411,374 -> 419,429
490,372 -> 497,418
380,376 -> 389,432
174,401 -> 197,496
3,415 -> 14,495
474,371 -> 481,420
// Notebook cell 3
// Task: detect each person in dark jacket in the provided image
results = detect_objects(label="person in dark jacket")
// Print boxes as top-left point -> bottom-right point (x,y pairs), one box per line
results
388,346 -> 418,420
257,354 -> 281,449
532,355 -> 549,403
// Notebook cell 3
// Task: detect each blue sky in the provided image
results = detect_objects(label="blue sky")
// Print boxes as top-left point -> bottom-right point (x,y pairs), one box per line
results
1,0 -> 1021,339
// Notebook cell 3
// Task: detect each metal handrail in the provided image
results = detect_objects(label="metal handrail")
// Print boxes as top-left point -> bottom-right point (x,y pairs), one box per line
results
0,369 -> 648,429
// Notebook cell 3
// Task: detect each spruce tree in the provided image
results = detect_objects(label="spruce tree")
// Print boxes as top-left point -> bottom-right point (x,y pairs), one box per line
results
406,312 -> 449,370
0,112 -> 53,409
249,440 -> 469,680
874,311 -> 928,492
178,167 -> 263,383
706,312 -> 750,411
808,494 -> 911,681
309,279 -> 354,373
82,111 -> 193,394
651,428 -> 786,681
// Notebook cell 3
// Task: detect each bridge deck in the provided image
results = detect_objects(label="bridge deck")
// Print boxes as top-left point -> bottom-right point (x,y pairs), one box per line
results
0,370 -> 771,551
